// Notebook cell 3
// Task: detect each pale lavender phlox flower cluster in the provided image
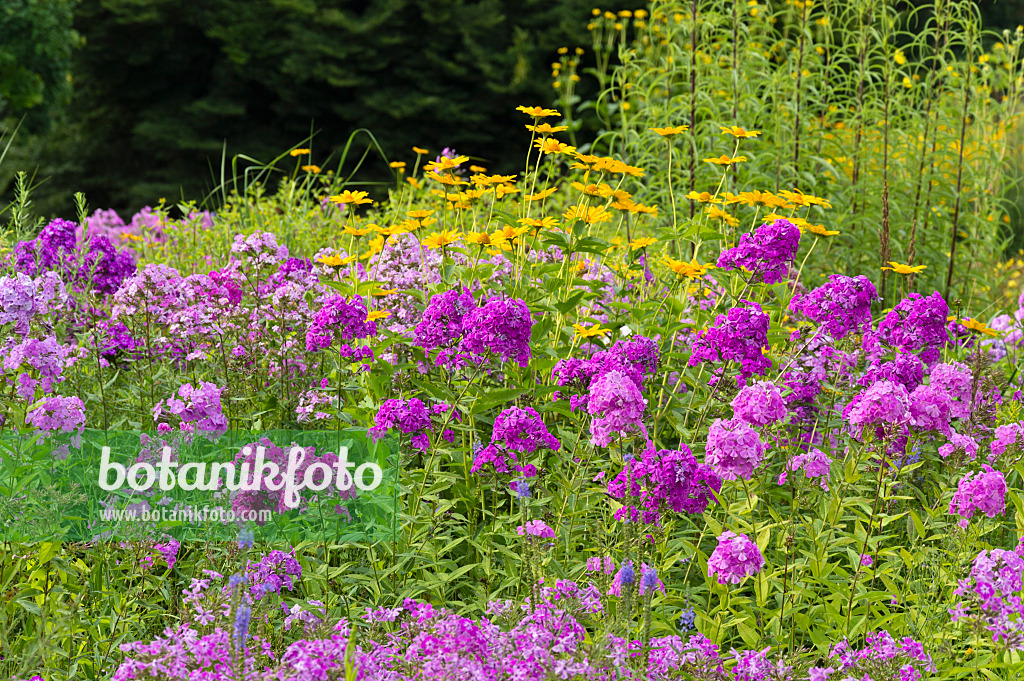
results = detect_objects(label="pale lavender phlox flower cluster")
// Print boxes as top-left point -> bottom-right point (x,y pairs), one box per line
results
153,381 -> 227,435
950,548 -> 1024,652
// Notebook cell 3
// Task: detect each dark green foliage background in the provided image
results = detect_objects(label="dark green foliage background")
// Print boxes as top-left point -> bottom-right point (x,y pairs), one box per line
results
0,0 -> 75,132
2,0 -> 592,216
2,0 -> 1023,218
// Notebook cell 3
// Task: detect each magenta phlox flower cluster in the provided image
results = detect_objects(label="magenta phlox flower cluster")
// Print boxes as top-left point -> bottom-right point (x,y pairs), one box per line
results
153,382 -> 227,434
867,291 -> 950,366
472,406 -> 556,478
517,519 -> 556,539
707,531 -> 765,584
731,381 -> 787,426
114,573 -> 744,681
414,287 -> 476,360
14,218 -> 77,275
460,296 -> 533,367
690,303 -> 771,384
587,369 -> 650,447
112,263 -> 186,322
552,336 -> 659,408
716,218 -> 801,285
369,398 -> 432,451
860,354 -> 924,394
230,439 -> 335,518
606,446 -> 721,524
305,294 -> 376,352
790,274 -> 878,340
705,418 -> 766,481
15,218 -> 135,296
949,465 -> 1007,520
729,647 -> 794,681
490,406 -> 559,454
778,448 -> 831,490
843,380 -> 910,432
415,291 -> 532,368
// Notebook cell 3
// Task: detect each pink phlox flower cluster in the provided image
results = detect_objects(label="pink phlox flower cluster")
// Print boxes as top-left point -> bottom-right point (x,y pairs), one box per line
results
867,291 -> 950,366
305,294 -> 377,352
705,418 -> 766,481
587,369 -> 650,448
908,383 -> 954,435
778,448 -> 831,490
843,380 -> 910,432
0,271 -> 67,335
991,422 -> 1024,461
246,549 -> 302,600
828,631 -> 936,679
949,465 -> 1006,520
950,549 -> 1024,652
471,406 -> 556,478
517,519 -> 556,539
707,531 -> 765,585
938,432 -> 980,460
731,381 -> 787,427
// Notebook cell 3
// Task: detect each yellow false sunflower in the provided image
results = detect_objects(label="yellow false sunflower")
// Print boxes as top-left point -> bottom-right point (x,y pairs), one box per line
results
720,126 -> 760,138
525,123 -> 570,133
703,155 -> 748,166
422,230 -> 463,249
574,323 -> 611,338
882,261 -> 926,274
535,138 -> 577,155
649,125 -> 690,136
330,190 -> 373,205
526,187 -> 558,201
366,310 -> 392,322
686,191 -> 721,204
516,105 -> 561,118
630,237 -> 658,250
564,204 -> 613,224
